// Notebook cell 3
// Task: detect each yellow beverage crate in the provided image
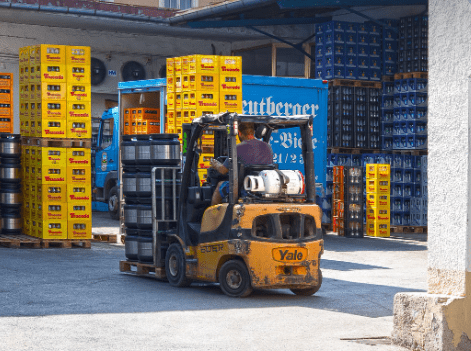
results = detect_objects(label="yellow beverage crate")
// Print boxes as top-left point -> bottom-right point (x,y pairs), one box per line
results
197,168 -> 208,186
66,148 -> 91,168
187,109 -> 197,121
182,110 -> 191,124
40,82 -> 67,101
198,152 -> 214,169
67,219 -> 92,240
38,64 -> 66,83
20,84 -> 30,101
66,83 -> 91,102
166,126 -> 175,134
38,44 -> 66,64
196,91 -> 219,111
67,164 -> 91,184
66,46 -> 91,65
175,93 -> 182,111
175,75 -> 182,93
167,76 -> 175,93
202,129 -> 215,143
365,193 -> 390,209
174,57 -> 182,75
29,83 -> 41,101
166,111 -> 175,128
183,92 -> 196,110
30,64 -> 40,83
366,179 -> 390,194
195,106 -> 218,118
220,74 -> 242,92
182,75 -> 190,91
38,147 -> 67,166
67,201 -> 92,221
67,101 -> 91,120
365,164 -> 390,180
38,184 -> 68,203
0,88 -> 11,103
19,47 -> 29,67
366,207 -> 391,222
366,220 -> 390,237
181,56 -> 191,75
66,119 -> 92,139
219,56 -> 242,76
41,100 -> 66,119
36,201 -> 67,221
66,65 -> 91,84
167,93 -> 175,110
135,108 -> 160,120
37,165 -> 67,184
29,45 -> 40,65
140,121 -> 160,134
188,73 -> 219,91
67,184 -> 92,202
37,219 -> 67,240
19,66 -> 27,84
175,111 -> 182,127
188,55 -> 219,74
220,92 -> 243,113
166,58 -> 175,77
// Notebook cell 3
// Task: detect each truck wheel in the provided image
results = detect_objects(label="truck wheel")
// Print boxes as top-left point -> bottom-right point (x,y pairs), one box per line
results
290,270 -> 323,296
165,243 -> 192,287
218,260 -> 253,298
108,186 -> 120,220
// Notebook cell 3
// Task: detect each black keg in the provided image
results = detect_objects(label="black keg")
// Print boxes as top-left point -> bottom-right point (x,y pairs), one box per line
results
125,229 -> 139,262
137,236 -> 153,263
149,134 -> 180,165
0,183 -> 22,207
137,205 -> 153,229
122,172 -> 137,199
135,135 -> 152,166
0,134 -> 21,159
123,205 -> 139,229
1,206 -> 21,234
0,162 -> 21,183
121,135 -> 137,166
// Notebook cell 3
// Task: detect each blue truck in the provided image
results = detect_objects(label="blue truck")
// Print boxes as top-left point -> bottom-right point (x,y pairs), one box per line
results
92,76 -> 328,220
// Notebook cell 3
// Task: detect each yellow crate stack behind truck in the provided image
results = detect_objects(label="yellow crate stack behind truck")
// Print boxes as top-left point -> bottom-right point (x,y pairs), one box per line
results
19,44 -> 92,240
166,54 -> 242,185
365,164 -> 391,237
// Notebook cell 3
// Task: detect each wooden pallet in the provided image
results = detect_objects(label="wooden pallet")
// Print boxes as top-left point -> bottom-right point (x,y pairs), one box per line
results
382,75 -> 395,82
329,79 -> 382,89
119,260 -> 166,280
21,137 -> 92,148
329,147 -> 383,155
92,233 -> 119,243
0,234 -> 41,249
391,226 -> 427,234
394,72 -> 428,80
40,239 -> 91,249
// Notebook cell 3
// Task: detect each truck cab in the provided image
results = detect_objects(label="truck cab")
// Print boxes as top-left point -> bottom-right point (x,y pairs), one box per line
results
94,107 -> 120,219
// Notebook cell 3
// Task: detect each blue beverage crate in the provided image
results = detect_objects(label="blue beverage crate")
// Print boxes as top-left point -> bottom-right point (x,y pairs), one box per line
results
408,78 -> 428,93
383,29 -> 398,41
383,40 -> 398,52
345,32 -> 357,44
413,184 -> 422,197
316,34 -> 325,46
345,55 -> 358,67
324,32 -> 334,45
362,153 -> 376,167
326,166 -> 333,180
394,94 -> 401,108
381,135 -> 393,151
384,154 -> 393,165
370,68 -> 381,81
406,120 -> 427,135
358,56 -> 369,68
331,153 -> 352,166
403,198 -> 411,212
382,122 -> 393,136
413,169 -> 422,184
326,181 -> 333,196
422,184 -> 428,199
382,96 -> 394,110
358,45 -> 369,57
401,93 -> 410,108
345,22 -> 358,33
393,154 -> 404,168
358,33 -> 369,46
403,212 -> 411,226
357,22 -> 371,34
370,46 -> 381,58
393,135 -> 407,150
407,107 -> 427,121
333,44 -> 346,55
392,183 -> 404,196
391,211 -> 404,226
412,135 -> 427,150
369,22 -> 382,35
412,155 -> 421,169
374,154 -> 387,164
370,35 -> 381,46
334,32 -> 346,44
409,92 -> 428,108
334,66 -> 346,79
394,80 -> 402,94
383,51 -> 397,64
316,23 -> 324,35
351,154 -> 362,167
380,18 -> 400,28
357,68 -> 369,80
403,169 -> 413,183
382,110 -> 394,122
403,182 -> 413,197
403,155 -> 413,169
383,64 -> 397,76
345,67 -> 358,80
383,82 -> 394,96
346,43 -> 357,56
392,197 -> 404,211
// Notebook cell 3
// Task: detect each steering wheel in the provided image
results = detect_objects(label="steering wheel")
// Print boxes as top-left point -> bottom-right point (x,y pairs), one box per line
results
206,156 -> 229,186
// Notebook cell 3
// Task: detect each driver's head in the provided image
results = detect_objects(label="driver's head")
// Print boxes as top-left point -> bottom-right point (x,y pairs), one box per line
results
238,122 -> 255,142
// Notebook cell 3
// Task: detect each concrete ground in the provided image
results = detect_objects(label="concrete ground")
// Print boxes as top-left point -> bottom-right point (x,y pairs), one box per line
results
0,211 -> 427,351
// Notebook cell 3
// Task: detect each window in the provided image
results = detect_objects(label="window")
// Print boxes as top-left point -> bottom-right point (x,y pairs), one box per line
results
99,119 -> 113,150
164,0 -> 192,9
180,0 -> 192,9
276,47 -> 305,77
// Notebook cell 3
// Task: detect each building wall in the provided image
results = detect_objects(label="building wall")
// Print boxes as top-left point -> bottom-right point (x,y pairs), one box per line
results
428,0 -> 471,292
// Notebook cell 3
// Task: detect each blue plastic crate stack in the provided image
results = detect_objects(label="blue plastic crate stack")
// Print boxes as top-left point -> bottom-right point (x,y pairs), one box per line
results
324,153 -> 427,227
398,15 -> 428,74
315,19 -> 399,81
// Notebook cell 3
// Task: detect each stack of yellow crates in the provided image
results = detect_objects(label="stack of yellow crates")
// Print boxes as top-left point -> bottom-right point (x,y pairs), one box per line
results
365,164 -> 391,237
123,107 -> 160,135
0,73 -> 13,133
166,54 -> 242,185
19,44 -> 92,241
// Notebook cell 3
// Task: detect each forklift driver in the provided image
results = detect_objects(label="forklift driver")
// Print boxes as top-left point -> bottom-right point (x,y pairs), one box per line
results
209,122 -> 273,206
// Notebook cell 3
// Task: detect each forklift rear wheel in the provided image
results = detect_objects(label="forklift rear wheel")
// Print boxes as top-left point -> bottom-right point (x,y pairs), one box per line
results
290,270 -> 323,296
218,260 -> 253,298
165,243 -> 192,287
108,186 -> 120,220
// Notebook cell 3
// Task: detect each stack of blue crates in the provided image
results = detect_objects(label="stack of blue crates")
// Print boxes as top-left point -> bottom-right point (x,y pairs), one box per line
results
315,21 -> 382,81
392,77 -> 427,150
398,15 -> 428,73
381,79 -> 394,150
381,18 -> 399,77
410,155 -> 428,226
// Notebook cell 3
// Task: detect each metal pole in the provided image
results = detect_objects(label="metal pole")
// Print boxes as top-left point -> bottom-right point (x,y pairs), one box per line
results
151,167 -> 157,266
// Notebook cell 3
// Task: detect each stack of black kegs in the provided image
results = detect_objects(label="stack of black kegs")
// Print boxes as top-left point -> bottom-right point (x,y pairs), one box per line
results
121,134 -> 181,264
0,134 -> 22,235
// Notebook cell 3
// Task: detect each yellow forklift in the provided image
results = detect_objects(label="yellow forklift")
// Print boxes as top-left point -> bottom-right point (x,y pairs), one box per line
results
151,113 -> 324,297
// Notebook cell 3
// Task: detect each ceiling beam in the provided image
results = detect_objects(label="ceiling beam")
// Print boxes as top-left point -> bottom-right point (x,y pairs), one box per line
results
187,16 -> 332,28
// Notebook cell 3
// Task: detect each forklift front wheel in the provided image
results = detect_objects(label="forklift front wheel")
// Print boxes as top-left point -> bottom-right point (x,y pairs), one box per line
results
165,243 -> 192,287
218,260 -> 253,298
108,186 -> 120,220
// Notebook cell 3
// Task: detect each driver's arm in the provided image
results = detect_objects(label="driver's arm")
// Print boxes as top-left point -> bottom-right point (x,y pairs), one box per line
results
210,158 -> 228,175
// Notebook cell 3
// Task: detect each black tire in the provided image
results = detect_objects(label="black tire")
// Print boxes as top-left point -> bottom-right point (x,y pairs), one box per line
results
290,270 -> 323,296
108,186 -> 120,220
165,243 -> 192,287
218,260 -> 253,298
